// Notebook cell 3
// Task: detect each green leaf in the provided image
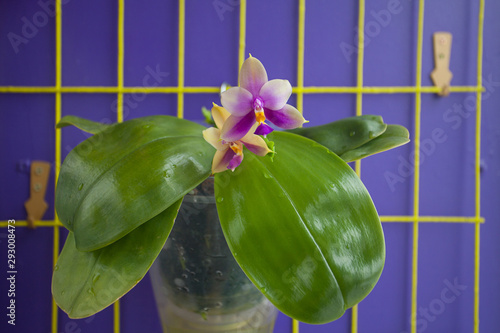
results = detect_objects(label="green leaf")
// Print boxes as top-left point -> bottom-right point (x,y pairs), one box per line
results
201,106 -> 215,126
340,124 -> 410,162
57,115 -> 110,134
215,132 -> 385,324
52,199 -> 182,319
55,115 -> 213,251
288,115 -> 387,156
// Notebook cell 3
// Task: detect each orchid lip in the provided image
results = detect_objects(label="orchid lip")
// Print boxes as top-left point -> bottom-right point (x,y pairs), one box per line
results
255,109 -> 266,124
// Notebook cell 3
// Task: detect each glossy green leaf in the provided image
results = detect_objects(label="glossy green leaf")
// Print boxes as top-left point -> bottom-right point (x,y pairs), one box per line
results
52,199 -> 182,319
215,132 -> 385,324
288,115 -> 387,156
340,124 -> 410,162
201,106 -> 215,126
55,115 -> 212,251
57,115 -> 110,134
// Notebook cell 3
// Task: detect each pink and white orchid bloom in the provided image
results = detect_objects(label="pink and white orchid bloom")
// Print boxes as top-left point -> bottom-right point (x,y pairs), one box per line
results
203,104 -> 272,173
220,55 -> 307,142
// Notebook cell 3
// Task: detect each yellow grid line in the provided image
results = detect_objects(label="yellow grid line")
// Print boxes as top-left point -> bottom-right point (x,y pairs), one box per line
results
0,85 -> 482,94
117,0 -> 124,124
296,0 -> 305,115
474,1 -> 485,332
0,1 -> 484,333
112,0 -> 125,330
411,1 -> 425,333
0,216 -> 484,228
355,0 -> 365,116
351,0 -> 366,331
291,1 -> 306,331
51,0 -> 63,331
292,319 -> 299,333
177,0 -> 185,119
238,0 -> 246,71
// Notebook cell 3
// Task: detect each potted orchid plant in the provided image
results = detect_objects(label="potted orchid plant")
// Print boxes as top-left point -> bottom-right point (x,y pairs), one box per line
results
52,56 -> 409,327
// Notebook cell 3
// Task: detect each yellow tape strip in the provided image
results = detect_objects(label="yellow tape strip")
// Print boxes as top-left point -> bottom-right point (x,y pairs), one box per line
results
0,85 -> 482,94
177,0 -> 185,119
238,0 -> 246,71
411,1 -> 425,333
474,1 -> 485,331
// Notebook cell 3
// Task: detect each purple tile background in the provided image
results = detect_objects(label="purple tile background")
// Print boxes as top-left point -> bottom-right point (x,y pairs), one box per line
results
1,0 -> 499,332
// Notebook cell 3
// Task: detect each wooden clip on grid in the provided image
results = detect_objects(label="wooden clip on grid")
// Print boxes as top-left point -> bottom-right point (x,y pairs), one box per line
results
24,161 -> 50,228
430,32 -> 453,96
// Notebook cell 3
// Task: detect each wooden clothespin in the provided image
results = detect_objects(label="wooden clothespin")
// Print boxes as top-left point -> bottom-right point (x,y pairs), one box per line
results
24,161 -> 51,228
430,32 -> 453,96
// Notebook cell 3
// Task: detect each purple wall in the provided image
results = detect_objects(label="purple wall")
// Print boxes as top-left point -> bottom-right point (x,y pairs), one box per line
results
1,0 -> 499,332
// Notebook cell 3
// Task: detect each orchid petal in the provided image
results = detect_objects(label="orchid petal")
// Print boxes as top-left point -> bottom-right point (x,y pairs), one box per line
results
239,56 -> 268,96
254,123 -> 274,137
202,127 -> 226,151
220,112 -> 256,142
212,148 -> 235,174
228,153 -> 243,171
264,105 -> 306,129
241,134 -> 271,157
211,103 -> 231,129
221,87 -> 253,117
259,79 -> 292,110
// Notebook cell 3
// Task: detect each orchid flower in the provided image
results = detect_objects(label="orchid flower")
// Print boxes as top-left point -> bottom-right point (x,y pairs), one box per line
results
220,55 -> 307,142
203,104 -> 272,173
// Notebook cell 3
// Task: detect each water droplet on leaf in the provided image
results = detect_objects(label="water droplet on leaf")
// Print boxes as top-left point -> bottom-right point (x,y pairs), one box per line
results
78,183 -> 84,191
216,197 -> 224,203
349,131 -> 355,137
